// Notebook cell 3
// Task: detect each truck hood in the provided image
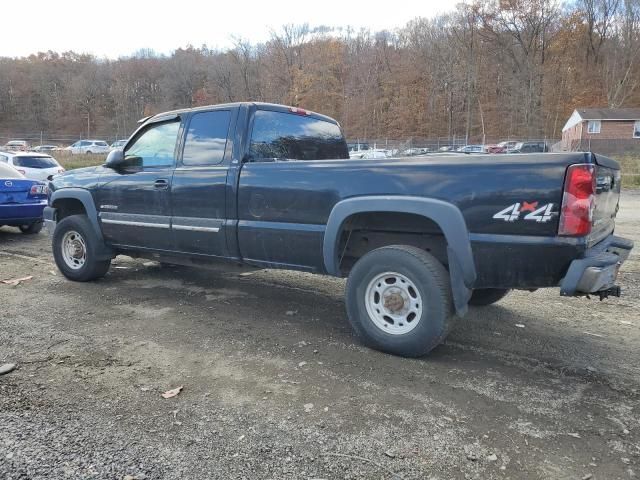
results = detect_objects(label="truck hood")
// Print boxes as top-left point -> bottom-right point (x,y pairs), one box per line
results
49,165 -> 107,193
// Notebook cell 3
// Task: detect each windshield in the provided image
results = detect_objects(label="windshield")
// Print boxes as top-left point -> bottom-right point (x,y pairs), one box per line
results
13,156 -> 58,168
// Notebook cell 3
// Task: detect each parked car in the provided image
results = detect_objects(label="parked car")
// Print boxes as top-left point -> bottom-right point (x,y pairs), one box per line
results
484,144 -> 506,154
45,102 -> 633,358
109,139 -> 128,151
0,161 -> 48,234
497,140 -> 519,151
508,141 -> 549,153
3,140 -> 30,151
347,142 -> 370,153
66,140 -> 110,155
456,144 -> 485,153
33,145 -> 59,152
361,149 -> 389,159
401,147 -> 430,156
0,151 -> 64,181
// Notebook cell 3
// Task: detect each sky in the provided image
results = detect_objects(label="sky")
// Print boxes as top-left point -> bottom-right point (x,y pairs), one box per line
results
1,0 -> 459,58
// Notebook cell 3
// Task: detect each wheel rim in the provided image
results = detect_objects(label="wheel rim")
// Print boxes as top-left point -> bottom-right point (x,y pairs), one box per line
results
61,230 -> 87,270
364,271 -> 423,335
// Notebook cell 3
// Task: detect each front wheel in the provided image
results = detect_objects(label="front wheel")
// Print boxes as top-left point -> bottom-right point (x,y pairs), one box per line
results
345,245 -> 454,357
52,214 -> 111,281
19,221 -> 43,234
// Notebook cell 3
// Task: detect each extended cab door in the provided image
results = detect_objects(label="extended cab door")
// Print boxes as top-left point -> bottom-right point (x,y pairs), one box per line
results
236,107 -> 349,271
170,108 -> 236,256
97,117 -> 181,251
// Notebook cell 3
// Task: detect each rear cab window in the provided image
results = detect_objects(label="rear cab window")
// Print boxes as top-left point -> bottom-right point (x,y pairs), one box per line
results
249,110 -> 349,161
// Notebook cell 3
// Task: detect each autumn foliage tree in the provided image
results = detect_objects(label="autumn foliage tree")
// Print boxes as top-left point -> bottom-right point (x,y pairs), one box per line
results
0,0 -> 638,143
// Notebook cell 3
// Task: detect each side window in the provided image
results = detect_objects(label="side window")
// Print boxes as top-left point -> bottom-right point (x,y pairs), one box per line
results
249,110 -> 349,161
125,121 -> 180,168
634,121 -> 640,139
0,154 -> 7,163
182,110 -> 231,166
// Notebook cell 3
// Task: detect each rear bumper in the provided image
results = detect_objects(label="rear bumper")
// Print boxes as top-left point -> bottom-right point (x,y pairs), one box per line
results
0,202 -> 46,225
560,235 -> 634,296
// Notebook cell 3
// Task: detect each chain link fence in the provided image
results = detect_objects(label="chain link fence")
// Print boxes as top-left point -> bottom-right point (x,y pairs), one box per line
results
0,132 -> 123,148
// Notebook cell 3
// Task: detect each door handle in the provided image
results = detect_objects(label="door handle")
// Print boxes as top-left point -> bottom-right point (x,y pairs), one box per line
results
154,179 -> 169,190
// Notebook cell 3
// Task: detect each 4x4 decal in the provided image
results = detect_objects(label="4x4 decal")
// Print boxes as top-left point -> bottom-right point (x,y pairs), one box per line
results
493,202 -> 556,223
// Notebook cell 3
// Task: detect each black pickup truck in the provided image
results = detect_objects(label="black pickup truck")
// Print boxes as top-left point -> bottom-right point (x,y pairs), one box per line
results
45,102 -> 633,357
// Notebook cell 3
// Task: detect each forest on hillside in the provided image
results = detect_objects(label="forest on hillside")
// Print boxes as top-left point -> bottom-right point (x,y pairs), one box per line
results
0,0 -> 639,143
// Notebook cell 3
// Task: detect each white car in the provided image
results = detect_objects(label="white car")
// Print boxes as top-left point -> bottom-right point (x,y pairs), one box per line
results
66,139 -> 110,155
3,140 -> 30,151
0,151 -> 64,181
361,149 -> 390,159
109,139 -> 128,151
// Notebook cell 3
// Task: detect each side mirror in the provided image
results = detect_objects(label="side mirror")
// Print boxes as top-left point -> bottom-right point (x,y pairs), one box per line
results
104,149 -> 142,171
105,149 -> 124,168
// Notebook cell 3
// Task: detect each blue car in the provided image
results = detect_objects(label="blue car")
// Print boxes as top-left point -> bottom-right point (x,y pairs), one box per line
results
0,161 -> 48,234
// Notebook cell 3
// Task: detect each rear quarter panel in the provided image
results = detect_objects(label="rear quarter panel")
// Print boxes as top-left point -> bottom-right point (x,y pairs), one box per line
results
237,153 -> 587,274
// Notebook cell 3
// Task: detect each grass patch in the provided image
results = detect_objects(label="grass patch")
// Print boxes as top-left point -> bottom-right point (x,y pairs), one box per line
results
52,152 -> 106,170
617,155 -> 640,188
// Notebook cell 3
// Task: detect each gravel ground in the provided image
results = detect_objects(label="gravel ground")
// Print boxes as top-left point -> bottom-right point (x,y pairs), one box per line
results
1,191 -> 639,480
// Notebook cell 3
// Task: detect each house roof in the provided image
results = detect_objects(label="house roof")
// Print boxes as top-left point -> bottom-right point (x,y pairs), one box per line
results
576,107 -> 640,120
562,107 -> 640,132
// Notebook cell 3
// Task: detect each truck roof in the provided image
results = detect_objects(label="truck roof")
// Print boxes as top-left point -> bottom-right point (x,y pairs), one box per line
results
145,102 -> 340,125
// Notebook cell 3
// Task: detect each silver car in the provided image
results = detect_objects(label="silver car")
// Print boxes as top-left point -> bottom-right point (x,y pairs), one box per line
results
66,140 -> 110,155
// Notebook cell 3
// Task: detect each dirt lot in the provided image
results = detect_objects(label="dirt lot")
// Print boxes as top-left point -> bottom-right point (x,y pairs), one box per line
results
1,192 -> 639,480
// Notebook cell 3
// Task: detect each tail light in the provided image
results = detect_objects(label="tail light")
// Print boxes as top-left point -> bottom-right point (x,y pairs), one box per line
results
558,164 -> 595,236
29,184 -> 48,196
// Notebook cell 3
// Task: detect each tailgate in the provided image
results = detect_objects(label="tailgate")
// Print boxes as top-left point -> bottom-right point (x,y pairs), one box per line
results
591,154 -> 621,242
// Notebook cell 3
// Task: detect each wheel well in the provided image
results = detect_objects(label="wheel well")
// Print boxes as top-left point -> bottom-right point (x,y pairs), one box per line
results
336,211 -> 447,275
53,198 -> 86,221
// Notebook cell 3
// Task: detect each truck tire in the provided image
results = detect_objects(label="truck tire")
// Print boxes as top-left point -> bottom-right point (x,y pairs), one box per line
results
345,245 -> 454,357
19,221 -> 43,234
469,288 -> 510,306
52,214 -> 111,282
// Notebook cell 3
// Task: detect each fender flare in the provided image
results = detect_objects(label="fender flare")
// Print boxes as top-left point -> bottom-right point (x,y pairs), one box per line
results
322,196 -> 476,315
50,188 -> 113,259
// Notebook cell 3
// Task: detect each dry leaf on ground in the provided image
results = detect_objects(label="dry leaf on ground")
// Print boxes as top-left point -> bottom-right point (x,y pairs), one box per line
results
161,386 -> 184,399
1,276 -> 33,286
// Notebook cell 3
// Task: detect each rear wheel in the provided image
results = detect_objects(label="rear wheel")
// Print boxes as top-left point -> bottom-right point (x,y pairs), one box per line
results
346,245 -> 453,357
52,214 -> 111,281
469,288 -> 510,306
19,221 -> 43,235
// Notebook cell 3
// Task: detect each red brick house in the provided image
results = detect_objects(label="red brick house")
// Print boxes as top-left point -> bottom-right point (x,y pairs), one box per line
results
561,107 -> 640,154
